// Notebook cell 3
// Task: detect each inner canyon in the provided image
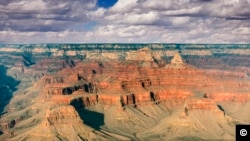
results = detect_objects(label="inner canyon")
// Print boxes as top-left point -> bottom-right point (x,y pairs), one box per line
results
0,44 -> 250,140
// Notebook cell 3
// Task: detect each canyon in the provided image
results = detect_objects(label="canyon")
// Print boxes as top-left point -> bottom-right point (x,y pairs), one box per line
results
0,44 -> 250,140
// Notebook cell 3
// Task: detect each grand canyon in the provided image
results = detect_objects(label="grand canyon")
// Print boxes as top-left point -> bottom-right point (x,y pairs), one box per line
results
1,44 -> 250,140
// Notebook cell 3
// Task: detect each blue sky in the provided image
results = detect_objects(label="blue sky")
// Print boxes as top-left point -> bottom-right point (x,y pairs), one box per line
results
97,0 -> 118,8
0,0 -> 249,43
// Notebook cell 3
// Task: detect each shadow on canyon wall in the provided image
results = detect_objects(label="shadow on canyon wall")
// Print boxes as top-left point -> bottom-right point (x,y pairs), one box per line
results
76,108 -> 104,130
70,99 -> 104,130
0,65 -> 20,114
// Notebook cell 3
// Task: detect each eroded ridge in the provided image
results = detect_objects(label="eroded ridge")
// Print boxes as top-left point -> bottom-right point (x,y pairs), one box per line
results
1,47 -> 250,140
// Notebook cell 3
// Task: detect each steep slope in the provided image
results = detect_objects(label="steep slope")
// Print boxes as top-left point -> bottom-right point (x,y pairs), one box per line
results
9,105 -> 112,141
139,98 -> 234,140
1,46 -> 250,140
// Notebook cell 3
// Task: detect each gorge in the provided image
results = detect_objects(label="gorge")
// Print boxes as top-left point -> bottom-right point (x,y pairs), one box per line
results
0,44 -> 250,140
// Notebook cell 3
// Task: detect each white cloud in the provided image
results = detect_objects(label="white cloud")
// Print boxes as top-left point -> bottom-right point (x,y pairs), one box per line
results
142,0 -> 172,9
87,8 -> 107,19
0,0 -> 249,43
7,0 -> 47,11
110,0 -> 138,13
106,11 -> 159,25
171,17 -> 191,25
125,11 -> 159,24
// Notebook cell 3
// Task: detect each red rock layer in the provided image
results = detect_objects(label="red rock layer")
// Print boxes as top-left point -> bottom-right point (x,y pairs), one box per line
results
45,105 -> 83,125
38,53 -> 250,108
184,98 -> 224,117
206,93 -> 250,102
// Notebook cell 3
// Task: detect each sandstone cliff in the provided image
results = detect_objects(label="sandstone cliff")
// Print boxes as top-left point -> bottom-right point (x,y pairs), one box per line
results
1,45 -> 250,140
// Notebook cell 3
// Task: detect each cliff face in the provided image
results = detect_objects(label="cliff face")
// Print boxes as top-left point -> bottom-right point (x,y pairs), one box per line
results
183,98 -> 224,117
6,105 -> 112,141
1,45 -> 250,140
35,47 -> 250,118
206,93 -> 250,102
166,52 -> 185,69
45,105 -> 83,125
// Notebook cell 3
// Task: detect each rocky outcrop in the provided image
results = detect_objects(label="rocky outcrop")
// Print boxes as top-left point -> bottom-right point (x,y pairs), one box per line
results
155,90 -> 193,103
165,52 -> 185,69
0,115 -> 25,135
3,45 -> 250,141
5,105 -> 112,141
181,98 -> 225,118
45,105 -> 83,125
206,93 -> 250,102
126,47 -> 154,61
38,51 -> 250,109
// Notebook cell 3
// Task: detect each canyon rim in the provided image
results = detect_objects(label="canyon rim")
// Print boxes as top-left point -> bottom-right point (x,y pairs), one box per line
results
0,44 -> 250,140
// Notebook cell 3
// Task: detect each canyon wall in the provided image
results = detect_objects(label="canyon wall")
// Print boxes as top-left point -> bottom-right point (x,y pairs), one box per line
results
1,44 -> 250,141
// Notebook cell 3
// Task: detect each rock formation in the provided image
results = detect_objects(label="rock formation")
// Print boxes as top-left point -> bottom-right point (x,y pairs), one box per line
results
1,44 -> 250,140
126,47 -> 154,61
45,105 -> 83,125
166,52 -> 185,69
183,98 -> 224,117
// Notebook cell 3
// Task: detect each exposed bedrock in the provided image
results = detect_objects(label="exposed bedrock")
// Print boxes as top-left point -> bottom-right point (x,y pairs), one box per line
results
2,46 -> 250,140
38,50 -> 250,109
183,98 -> 225,117
206,93 -> 250,102
45,105 -> 83,125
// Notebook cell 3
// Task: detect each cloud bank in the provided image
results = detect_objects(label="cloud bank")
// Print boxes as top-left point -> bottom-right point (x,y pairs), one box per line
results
0,0 -> 249,43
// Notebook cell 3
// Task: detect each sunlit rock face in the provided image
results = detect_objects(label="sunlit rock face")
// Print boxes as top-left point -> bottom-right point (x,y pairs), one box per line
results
1,44 -> 250,141
184,98 -> 225,117
172,52 -> 183,63
126,47 -> 154,61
